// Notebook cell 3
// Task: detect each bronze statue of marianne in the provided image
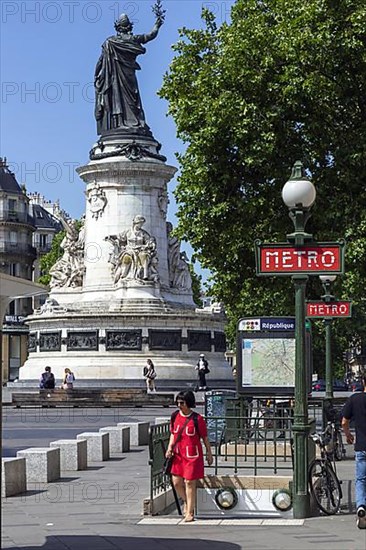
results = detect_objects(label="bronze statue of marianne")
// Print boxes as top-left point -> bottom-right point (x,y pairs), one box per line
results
94,2 -> 165,137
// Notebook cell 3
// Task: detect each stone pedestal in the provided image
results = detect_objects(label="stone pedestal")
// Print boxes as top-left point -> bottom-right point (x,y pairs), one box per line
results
50,439 -> 88,471
2,457 -> 26,497
77,432 -> 109,462
99,426 -> 130,454
22,146 -> 231,386
117,422 -> 149,446
17,447 -> 60,486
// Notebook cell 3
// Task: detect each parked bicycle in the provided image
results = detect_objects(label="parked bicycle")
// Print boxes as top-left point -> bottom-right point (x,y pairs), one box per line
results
309,428 -> 342,515
242,398 -> 293,441
323,421 -> 346,461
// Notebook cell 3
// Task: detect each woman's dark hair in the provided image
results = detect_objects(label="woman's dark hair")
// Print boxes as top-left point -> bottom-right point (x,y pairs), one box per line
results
175,390 -> 196,408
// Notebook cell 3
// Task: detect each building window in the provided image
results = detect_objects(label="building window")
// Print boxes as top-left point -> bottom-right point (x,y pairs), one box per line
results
8,199 -> 16,213
40,234 -> 48,247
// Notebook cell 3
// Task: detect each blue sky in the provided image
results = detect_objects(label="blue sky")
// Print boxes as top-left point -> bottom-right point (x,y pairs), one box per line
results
1,1 -> 233,221
1,1 -> 234,281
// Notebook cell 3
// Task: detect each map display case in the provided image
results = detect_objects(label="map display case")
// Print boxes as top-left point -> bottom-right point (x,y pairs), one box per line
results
236,317 -> 312,396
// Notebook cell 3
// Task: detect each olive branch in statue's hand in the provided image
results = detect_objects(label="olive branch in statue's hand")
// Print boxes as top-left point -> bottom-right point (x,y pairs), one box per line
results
152,0 -> 166,24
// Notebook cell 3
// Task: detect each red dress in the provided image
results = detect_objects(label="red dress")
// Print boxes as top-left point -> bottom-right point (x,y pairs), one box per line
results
170,411 -> 208,480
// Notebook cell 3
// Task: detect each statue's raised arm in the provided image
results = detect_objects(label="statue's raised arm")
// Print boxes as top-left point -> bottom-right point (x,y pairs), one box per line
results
138,0 -> 165,44
94,1 -> 166,137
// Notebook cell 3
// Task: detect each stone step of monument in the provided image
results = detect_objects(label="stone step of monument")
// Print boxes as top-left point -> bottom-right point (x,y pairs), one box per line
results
11,389 -> 175,408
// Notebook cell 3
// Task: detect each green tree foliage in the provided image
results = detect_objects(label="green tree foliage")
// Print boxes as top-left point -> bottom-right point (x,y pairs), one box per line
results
38,230 -> 65,286
189,263 -> 203,307
160,0 -> 366,370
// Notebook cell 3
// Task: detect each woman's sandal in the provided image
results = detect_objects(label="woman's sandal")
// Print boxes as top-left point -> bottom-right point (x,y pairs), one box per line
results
184,513 -> 194,522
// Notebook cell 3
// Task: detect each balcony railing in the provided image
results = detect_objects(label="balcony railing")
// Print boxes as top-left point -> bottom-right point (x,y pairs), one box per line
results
0,242 -> 37,257
35,243 -> 52,254
0,209 -> 34,225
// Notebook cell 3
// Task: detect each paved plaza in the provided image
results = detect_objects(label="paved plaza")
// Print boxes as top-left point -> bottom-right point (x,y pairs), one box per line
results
2,406 -> 366,550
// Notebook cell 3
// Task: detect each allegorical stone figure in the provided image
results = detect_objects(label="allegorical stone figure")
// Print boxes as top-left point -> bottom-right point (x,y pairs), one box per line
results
166,221 -> 180,286
173,251 -> 192,291
50,214 -> 85,289
106,215 -> 158,284
94,4 -> 165,136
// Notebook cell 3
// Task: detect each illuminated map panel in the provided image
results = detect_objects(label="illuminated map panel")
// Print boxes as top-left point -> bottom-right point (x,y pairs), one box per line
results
242,337 -> 296,387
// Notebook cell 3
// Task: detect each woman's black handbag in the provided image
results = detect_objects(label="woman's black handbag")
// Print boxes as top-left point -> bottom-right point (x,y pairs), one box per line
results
163,455 -> 174,475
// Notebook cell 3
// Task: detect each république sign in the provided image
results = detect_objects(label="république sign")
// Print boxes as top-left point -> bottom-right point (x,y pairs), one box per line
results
306,301 -> 352,318
255,243 -> 344,275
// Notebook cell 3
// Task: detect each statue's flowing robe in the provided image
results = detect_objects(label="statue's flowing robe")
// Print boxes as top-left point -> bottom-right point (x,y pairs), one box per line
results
94,35 -> 149,133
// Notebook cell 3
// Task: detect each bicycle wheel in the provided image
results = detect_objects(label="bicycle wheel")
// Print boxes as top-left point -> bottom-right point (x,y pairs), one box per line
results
309,459 -> 341,515
334,431 -> 344,461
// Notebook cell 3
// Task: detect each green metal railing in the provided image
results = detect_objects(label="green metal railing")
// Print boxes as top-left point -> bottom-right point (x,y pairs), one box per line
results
148,421 -> 171,501
149,396 -> 347,499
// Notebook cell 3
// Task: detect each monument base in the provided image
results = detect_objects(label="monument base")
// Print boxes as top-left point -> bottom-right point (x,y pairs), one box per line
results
21,306 -> 232,385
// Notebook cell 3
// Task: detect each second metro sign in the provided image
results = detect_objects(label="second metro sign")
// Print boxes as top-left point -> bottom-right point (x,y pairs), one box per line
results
306,301 -> 352,318
255,241 -> 345,276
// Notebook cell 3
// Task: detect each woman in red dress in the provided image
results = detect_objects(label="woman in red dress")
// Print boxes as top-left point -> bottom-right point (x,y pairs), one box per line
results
165,390 -> 213,522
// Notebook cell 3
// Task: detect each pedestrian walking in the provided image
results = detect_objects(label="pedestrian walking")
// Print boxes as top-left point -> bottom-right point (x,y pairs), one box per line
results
342,374 -> 366,529
39,366 -> 55,389
143,358 -> 157,393
165,390 -> 213,522
195,353 -> 210,391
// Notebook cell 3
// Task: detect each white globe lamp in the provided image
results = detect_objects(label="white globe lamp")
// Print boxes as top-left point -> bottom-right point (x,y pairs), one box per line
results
282,161 -> 316,209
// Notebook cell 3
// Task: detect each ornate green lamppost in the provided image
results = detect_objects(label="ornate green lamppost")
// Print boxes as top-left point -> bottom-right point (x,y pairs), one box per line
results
319,275 -> 337,400
282,161 -> 316,519
255,161 -> 345,518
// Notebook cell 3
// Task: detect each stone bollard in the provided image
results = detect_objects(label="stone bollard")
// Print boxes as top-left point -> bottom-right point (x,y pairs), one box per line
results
99,426 -> 130,454
76,432 -> 109,462
117,422 -> 149,446
49,439 -> 88,471
17,447 -> 60,487
2,457 -> 26,497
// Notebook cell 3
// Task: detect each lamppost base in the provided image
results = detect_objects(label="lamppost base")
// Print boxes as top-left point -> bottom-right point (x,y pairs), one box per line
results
293,493 -> 311,519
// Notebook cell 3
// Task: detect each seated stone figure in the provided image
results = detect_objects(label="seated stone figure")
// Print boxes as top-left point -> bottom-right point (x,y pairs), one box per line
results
106,215 -> 158,284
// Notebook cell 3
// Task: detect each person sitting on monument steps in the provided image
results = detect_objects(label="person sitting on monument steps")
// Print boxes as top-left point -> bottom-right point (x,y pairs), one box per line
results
62,368 -> 75,390
39,366 -> 55,390
94,10 -> 164,135
143,358 -> 157,393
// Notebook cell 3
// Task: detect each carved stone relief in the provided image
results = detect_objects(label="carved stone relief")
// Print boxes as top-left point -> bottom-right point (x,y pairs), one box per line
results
39,332 -> 61,352
187,330 -> 212,352
106,330 -> 142,350
149,330 -> 182,351
36,298 -> 68,315
158,189 -> 169,217
87,182 -> 107,220
214,331 -> 227,352
166,222 -> 192,291
67,331 -> 99,351
28,332 -> 37,352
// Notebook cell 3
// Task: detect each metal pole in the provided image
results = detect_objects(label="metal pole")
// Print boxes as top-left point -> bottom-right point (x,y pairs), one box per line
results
292,274 -> 310,519
324,319 -> 333,399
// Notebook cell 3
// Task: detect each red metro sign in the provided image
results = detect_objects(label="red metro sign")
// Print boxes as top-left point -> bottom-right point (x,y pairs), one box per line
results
306,301 -> 352,318
255,242 -> 345,276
